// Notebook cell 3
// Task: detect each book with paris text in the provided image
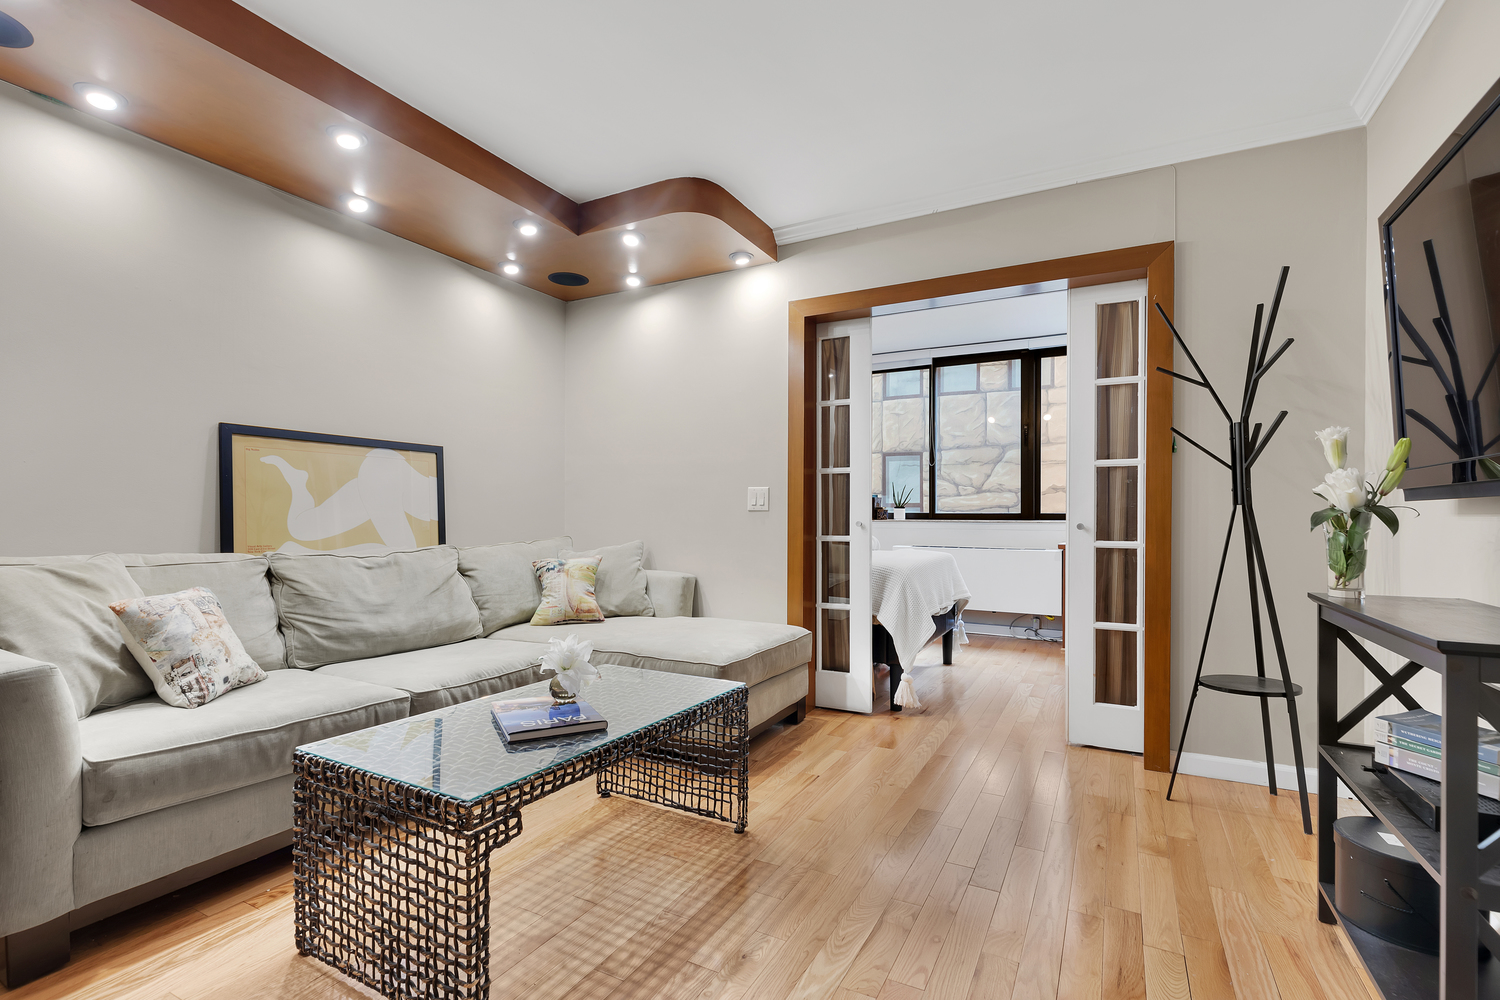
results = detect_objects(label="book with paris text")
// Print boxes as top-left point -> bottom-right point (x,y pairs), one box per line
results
491,697 -> 607,743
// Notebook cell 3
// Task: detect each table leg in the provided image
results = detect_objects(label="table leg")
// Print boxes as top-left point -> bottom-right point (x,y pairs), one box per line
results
294,758 -> 515,1000
1316,616 -> 1338,924
596,687 -> 750,833
1441,655 -> 1482,999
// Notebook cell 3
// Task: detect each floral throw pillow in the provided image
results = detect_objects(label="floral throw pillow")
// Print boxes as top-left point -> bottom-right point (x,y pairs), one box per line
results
529,556 -> 605,626
109,587 -> 266,708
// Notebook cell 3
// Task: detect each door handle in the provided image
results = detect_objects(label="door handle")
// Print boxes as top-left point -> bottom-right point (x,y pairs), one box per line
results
855,521 -> 866,529
1076,523 -> 1090,532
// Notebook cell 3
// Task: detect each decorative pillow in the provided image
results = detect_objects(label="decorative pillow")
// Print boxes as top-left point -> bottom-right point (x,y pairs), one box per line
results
0,554 -> 152,719
109,588 -> 266,708
529,556 -> 604,626
559,541 -> 654,618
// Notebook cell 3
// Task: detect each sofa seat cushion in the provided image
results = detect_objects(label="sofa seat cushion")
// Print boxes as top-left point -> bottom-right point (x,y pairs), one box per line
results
488,616 -> 812,688
79,670 -> 409,826
316,639 -> 545,714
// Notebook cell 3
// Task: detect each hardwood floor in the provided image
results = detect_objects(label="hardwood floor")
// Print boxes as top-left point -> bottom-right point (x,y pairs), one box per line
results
2,634 -> 1377,1000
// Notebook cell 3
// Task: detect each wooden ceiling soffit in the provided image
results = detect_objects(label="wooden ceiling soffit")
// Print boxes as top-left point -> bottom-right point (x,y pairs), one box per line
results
0,0 -> 777,300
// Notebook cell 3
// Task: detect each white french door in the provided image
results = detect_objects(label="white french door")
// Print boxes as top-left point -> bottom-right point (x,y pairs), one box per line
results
1066,280 -> 1148,752
814,319 -> 873,713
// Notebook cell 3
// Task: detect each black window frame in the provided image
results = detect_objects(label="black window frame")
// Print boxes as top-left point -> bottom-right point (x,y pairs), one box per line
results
875,346 -> 1065,521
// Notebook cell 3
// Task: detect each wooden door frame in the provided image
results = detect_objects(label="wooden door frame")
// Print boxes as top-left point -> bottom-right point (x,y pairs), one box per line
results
788,242 -> 1176,770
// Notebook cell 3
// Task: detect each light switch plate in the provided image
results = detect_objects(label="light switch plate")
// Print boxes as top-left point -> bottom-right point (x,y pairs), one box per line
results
747,487 -> 770,511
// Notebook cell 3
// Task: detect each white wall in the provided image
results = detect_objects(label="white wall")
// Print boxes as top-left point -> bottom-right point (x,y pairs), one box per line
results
1360,0 -> 1500,714
0,85 -> 566,555
564,131 -> 1369,765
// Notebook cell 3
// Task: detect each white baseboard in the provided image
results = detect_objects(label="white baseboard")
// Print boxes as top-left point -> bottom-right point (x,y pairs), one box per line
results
1173,750 -> 1354,798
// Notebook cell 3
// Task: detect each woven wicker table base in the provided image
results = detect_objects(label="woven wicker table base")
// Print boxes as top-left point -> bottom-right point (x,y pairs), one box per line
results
292,674 -> 748,1000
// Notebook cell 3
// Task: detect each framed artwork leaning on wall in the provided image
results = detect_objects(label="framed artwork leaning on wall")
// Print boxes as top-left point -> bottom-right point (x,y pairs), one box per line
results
218,423 -> 446,555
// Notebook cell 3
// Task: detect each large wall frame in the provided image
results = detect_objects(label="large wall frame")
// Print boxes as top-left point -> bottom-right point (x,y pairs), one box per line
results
787,242 -> 1176,770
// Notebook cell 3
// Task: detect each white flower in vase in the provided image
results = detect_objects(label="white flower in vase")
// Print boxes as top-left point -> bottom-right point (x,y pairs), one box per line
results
1314,425 -> 1350,471
540,633 -> 600,697
1313,467 -> 1364,514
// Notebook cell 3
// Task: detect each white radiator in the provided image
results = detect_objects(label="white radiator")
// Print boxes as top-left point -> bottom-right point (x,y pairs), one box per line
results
894,544 -> 1063,616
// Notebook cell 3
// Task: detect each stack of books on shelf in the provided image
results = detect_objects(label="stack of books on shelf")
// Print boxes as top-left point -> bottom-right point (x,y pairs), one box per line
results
1374,708 -> 1500,800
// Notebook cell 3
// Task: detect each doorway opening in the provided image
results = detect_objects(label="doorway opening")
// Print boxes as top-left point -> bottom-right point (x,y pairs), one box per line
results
789,243 -> 1176,769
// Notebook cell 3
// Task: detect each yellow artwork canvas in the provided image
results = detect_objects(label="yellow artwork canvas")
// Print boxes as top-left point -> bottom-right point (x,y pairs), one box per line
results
221,426 -> 443,554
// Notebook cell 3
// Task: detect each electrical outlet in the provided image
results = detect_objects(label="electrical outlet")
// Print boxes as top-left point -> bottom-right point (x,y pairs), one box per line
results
747,487 -> 770,511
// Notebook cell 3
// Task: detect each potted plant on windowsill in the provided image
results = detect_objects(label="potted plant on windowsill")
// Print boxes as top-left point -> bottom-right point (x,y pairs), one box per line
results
890,485 -> 917,520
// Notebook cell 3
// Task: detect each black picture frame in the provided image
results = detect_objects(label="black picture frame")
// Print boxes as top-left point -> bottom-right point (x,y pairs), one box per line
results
217,422 -> 445,554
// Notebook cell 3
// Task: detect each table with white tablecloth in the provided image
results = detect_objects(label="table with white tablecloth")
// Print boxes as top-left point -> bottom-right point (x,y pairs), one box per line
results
871,548 -> 971,710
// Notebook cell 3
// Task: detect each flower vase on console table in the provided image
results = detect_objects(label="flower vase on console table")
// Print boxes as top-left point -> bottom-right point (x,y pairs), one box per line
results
1310,429 -> 1412,600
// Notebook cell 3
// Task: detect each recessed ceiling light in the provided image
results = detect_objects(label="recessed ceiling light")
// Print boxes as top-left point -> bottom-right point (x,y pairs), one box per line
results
1043,413 -> 1052,420
327,126 -> 367,150
625,275 -> 642,288
74,84 -> 124,111
514,220 -> 539,236
346,196 -> 370,213
621,232 -> 641,248
502,263 -> 521,276
729,251 -> 753,267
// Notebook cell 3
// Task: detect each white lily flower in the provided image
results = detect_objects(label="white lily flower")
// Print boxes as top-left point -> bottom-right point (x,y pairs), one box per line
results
1315,426 -> 1349,472
540,633 -> 600,696
1313,467 -> 1364,515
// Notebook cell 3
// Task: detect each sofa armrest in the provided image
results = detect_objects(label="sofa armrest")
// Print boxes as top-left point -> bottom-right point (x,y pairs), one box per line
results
644,570 -> 697,618
0,650 -> 81,938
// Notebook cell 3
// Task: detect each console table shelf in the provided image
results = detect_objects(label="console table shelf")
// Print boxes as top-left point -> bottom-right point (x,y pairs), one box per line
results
1313,593 -> 1500,1000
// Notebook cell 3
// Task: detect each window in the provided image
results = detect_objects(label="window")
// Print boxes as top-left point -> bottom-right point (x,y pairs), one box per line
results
873,348 -> 1065,519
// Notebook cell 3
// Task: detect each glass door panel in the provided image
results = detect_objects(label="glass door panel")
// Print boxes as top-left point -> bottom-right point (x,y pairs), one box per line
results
816,320 -> 872,712
1096,384 -> 1139,459
1066,282 -> 1147,751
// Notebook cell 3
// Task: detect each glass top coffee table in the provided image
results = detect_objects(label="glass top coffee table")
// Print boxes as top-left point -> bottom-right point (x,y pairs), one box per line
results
291,664 -> 748,1000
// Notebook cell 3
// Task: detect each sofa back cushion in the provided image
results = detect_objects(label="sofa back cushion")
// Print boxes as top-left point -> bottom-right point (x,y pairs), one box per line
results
457,537 -> 571,635
119,553 -> 285,672
267,546 -> 482,668
0,554 -> 152,718
560,540 -> 654,618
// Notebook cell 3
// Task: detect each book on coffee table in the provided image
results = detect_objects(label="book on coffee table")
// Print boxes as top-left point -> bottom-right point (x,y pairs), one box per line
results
491,697 -> 607,743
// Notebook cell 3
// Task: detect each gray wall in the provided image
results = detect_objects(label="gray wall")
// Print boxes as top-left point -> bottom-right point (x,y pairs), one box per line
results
563,132 -> 1369,765
0,85 -> 566,555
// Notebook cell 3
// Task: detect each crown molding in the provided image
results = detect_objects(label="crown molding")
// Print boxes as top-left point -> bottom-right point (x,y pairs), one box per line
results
1351,0 -> 1447,124
773,102 -> 1362,245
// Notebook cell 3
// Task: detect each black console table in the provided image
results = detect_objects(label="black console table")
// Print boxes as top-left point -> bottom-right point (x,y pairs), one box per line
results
1314,593 -> 1500,999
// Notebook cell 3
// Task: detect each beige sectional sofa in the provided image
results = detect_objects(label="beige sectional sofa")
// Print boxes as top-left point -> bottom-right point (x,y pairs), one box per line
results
0,540 -> 810,986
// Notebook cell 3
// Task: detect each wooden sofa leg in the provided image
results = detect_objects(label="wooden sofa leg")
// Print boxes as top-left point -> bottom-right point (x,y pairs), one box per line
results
789,697 -> 807,725
3,916 -> 69,988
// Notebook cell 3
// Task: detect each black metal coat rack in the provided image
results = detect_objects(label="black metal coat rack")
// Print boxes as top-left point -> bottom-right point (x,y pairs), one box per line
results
1160,266 -> 1312,835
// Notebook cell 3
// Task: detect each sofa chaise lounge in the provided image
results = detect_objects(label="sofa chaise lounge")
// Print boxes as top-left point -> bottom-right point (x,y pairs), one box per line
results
0,538 -> 811,986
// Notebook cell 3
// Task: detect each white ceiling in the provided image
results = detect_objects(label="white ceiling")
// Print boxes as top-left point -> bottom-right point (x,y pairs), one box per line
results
232,0 -> 1441,244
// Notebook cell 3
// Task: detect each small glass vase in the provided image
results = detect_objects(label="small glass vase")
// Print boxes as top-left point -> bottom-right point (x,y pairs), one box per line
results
549,676 -> 577,704
1323,511 -> 1371,599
